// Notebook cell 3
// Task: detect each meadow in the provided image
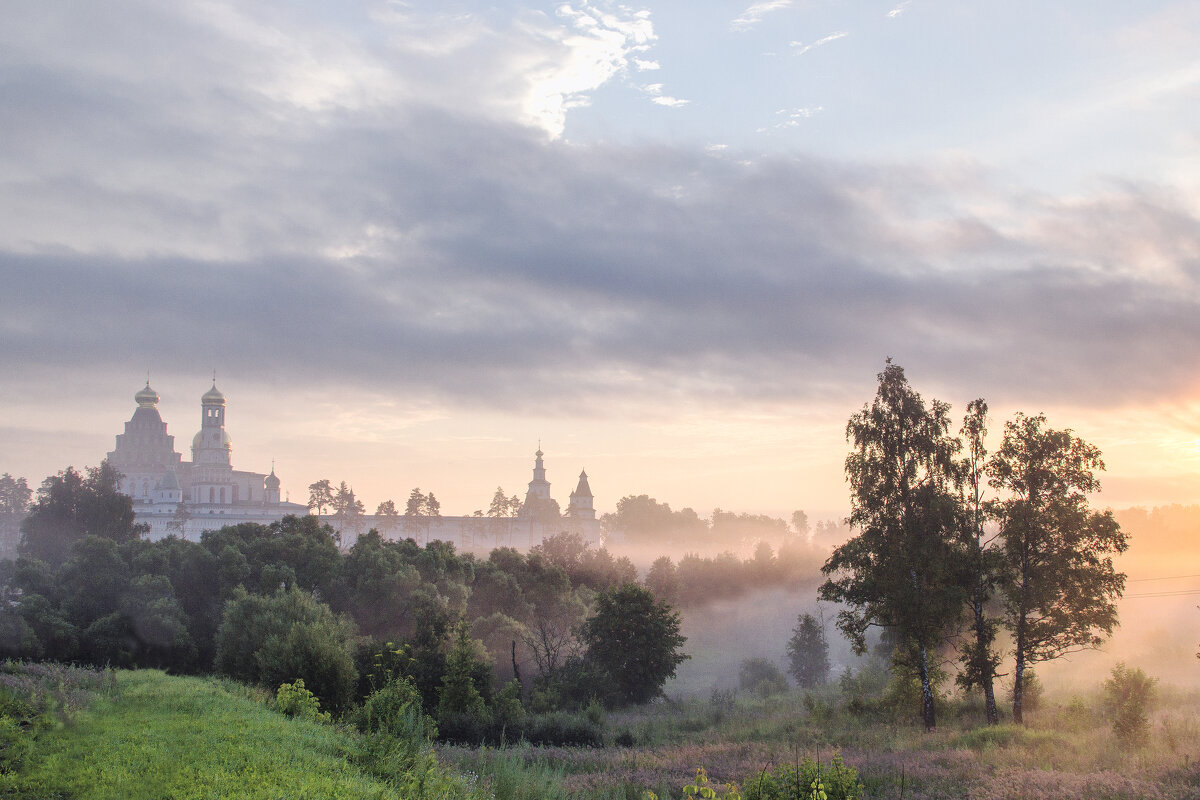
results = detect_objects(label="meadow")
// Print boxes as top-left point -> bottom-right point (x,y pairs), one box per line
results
438,678 -> 1200,800
3,659 -> 1197,800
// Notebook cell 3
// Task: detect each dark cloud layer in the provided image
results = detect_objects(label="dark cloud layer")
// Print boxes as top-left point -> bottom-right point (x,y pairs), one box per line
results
3,3 -> 1200,418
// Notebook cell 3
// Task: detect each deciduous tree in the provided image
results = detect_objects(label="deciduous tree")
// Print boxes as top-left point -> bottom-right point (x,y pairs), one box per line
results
20,462 -> 145,566
819,360 -> 966,731
988,412 -> 1127,724
956,399 -> 1001,725
580,583 -> 688,706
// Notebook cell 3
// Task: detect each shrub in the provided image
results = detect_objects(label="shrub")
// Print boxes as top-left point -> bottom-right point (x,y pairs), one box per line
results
274,678 -> 330,723
353,675 -> 435,742
1020,669 -> 1043,713
523,710 -> 604,747
743,752 -> 863,800
739,658 -> 789,698
1103,662 -> 1157,747
214,586 -> 358,714
492,678 -> 526,733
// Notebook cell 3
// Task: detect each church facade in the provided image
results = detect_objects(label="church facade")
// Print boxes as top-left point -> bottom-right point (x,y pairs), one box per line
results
107,381 -> 601,550
106,380 -> 307,540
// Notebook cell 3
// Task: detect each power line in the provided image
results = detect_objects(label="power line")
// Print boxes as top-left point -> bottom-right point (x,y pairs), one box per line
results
1124,589 -> 1200,598
1127,573 -> 1200,582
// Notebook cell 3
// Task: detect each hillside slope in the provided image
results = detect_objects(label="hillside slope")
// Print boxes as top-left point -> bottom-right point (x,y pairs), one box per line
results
1,669 -> 408,800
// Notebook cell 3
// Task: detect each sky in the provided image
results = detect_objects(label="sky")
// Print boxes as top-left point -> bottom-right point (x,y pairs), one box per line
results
3,0 -> 1200,523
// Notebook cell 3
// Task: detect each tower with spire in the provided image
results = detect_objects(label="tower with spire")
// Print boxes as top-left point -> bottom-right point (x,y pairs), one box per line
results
567,470 -> 595,521
190,380 -> 235,504
520,445 -> 553,513
107,377 -> 306,540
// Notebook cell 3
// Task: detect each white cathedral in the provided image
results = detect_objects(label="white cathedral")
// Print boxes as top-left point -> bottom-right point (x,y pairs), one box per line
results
106,380 -> 601,549
107,380 -> 307,540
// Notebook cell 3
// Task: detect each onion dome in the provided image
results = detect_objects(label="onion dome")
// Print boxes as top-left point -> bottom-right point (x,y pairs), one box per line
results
135,381 -> 159,408
202,381 -> 226,405
265,468 -> 280,489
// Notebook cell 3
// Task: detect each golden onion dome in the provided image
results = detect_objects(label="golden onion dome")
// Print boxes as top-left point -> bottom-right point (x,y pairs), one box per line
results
135,381 -> 159,408
201,382 -> 226,405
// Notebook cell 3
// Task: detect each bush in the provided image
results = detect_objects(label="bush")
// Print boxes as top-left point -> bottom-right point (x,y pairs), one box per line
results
743,752 -> 863,800
523,710 -> 604,747
214,586 -> 358,714
353,675 -> 435,742
1103,662 -> 1156,747
274,679 -> 330,723
1019,669 -> 1043,713
739,658 -> 789,698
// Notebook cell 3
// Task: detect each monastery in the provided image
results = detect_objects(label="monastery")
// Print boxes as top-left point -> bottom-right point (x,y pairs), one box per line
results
107,380 -> 307,540
107,380 -> 601,549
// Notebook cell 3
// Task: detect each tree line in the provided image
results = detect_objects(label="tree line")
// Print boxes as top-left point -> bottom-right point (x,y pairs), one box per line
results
0,470 -> 690,742
820,360 -> 1127,730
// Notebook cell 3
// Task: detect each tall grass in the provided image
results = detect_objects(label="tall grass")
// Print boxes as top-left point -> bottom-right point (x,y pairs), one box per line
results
0,668 -> 431,799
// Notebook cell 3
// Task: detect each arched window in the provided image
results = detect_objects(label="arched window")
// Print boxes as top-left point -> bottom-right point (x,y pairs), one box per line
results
209,487 -> 214,503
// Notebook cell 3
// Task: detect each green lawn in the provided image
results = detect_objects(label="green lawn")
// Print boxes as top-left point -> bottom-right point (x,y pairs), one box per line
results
0,670 -> 403,800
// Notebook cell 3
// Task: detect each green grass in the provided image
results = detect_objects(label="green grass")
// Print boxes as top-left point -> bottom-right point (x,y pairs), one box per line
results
0,670 -> 408,800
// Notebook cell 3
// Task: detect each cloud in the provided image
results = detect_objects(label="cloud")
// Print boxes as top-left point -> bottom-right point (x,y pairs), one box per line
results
789,31 -> 849,56
634,58 -> 660,70
4,0 -> 1200,430
732,0 -> 796,32
758,106 -> 825,131
887,2 -> 911,19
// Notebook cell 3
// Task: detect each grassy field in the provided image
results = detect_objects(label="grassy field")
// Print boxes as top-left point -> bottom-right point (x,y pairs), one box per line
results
0,665 -> 448,800
439,681 -> 1200,800
3,662 -> 1199,799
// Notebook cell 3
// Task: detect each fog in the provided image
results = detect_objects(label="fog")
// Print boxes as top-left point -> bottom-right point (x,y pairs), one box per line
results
629,502 -> 1200,700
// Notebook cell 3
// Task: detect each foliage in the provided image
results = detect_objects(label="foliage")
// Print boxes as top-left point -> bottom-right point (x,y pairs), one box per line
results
956,398 -> 1001,726
819,359 -> 966,730
214,586 -> 358,713
787,614 -> 830,689
1102,663 -> 1156,747
274,678 -> 330,723
19,462 -> 146,567
739,658 -> 789,698
743,753 -> 863,800
438,619 -> 491,724
987,412 -> 1127,723
678,766 -> 742,800
645,555 -> 679,604
307,478 -> 335,516
580,583 -> 689,707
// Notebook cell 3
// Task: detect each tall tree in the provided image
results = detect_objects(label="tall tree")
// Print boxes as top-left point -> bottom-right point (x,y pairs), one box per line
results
20,462 -> 145,567
487,487 -> 511,518
0,473 -> 32,557
787,612 -> 830,688
819,360 -> 965,731
404,488 -> 428,544
307,479 -> 334,517
404,488 -> 426,517
956,399 -> 1001,725
0,474 -> 31,517
988,412 -> 1127,724
580,583 -> 688,706
424,493 -> 441,517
